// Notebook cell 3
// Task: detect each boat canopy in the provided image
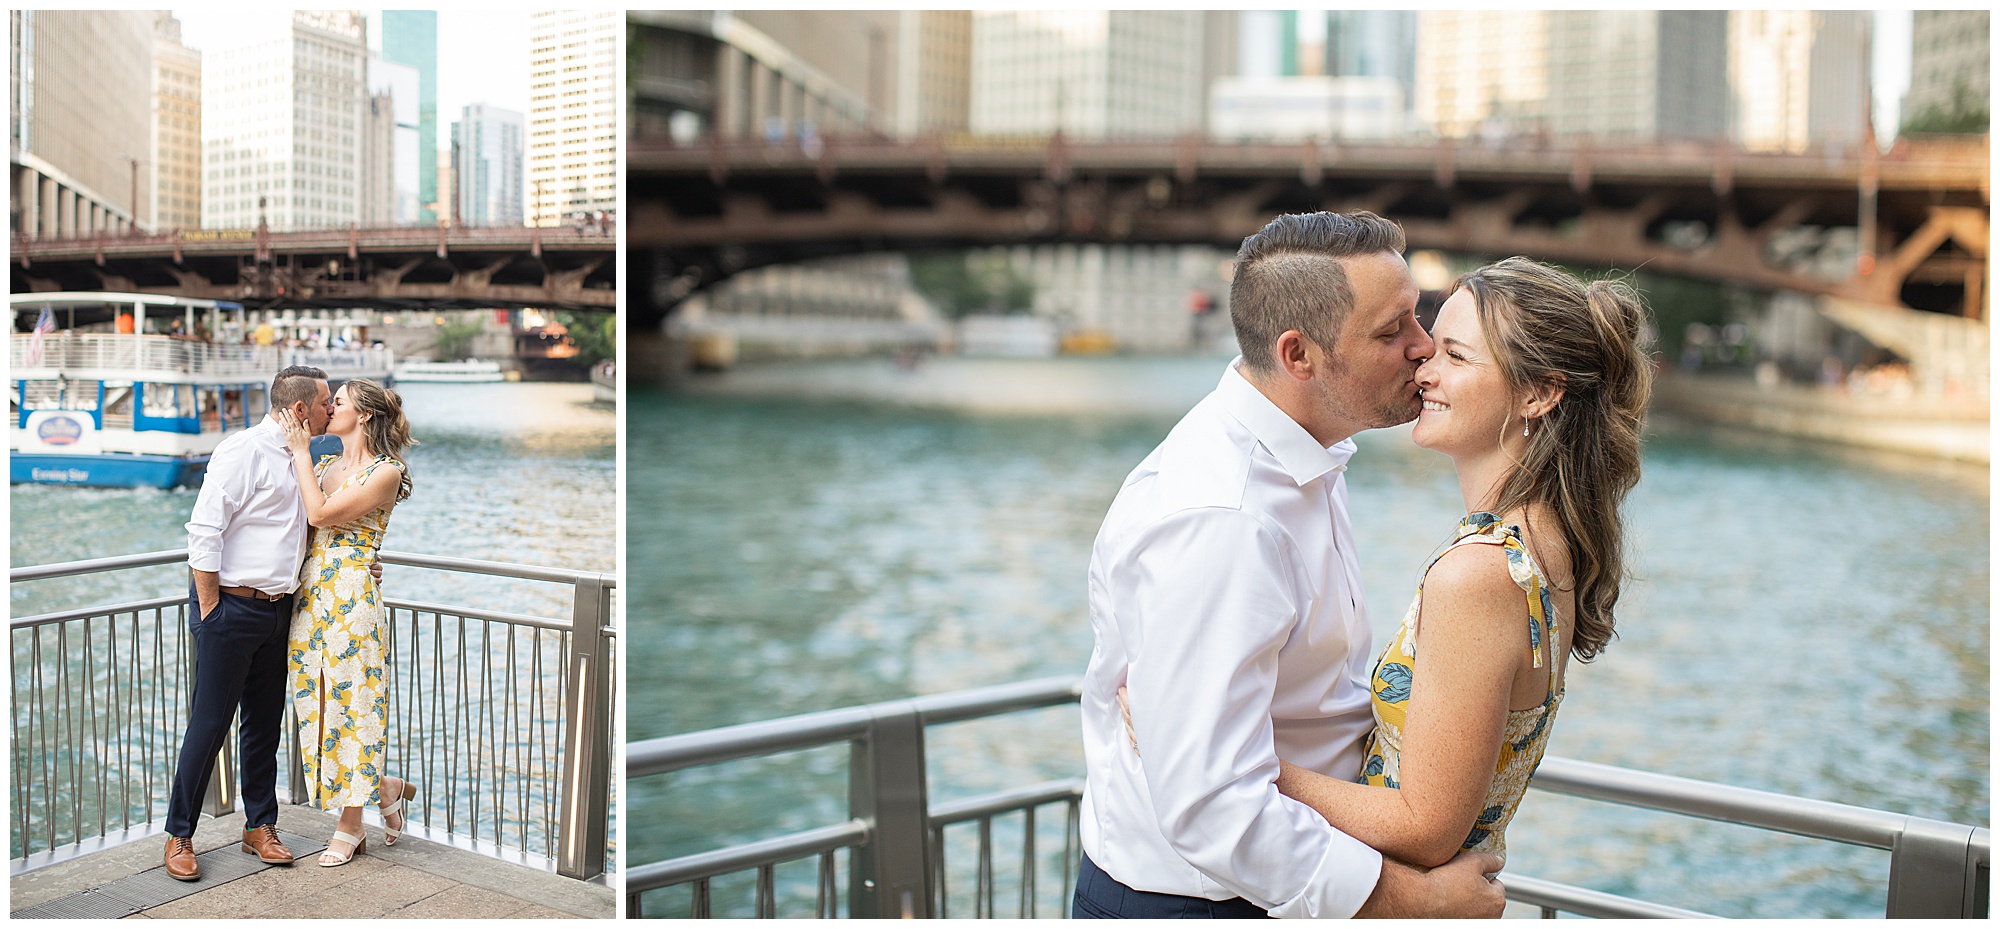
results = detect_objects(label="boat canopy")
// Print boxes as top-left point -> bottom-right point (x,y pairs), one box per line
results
12,292 -> 245,334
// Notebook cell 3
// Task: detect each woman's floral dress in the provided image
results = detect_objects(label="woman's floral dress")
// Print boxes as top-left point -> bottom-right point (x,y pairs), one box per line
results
289,454 -> 403,810
1358,512 -> 1565,864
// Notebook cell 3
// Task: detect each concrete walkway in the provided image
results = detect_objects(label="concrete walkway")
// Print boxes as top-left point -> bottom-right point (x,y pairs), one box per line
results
11,807 -> 614,919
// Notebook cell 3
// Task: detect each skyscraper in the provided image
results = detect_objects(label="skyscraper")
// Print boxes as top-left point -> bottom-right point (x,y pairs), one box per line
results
153,13 -> 202,233
200,11 -> 367,231
361,83 -> 396,226
1903,10 -> 1987,133
1415,10 -> 1551,139
969,10 -> 1206,138
451,103 -> 524,227
367,55 -> 422,224
1324,11 -> 1416,119
628,10 -> 976,143
1731,11 -> 1870,152
1416,11 -> 1728,143
381,10 -> 438,225
1545,10 -> 1729,142
892,11 -> 972,138
11,10 -> 155,237
527,9 -> 617,226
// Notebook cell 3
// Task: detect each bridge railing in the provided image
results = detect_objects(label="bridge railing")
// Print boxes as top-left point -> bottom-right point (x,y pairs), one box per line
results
12,224 -> 617,252
8,549 -> 616,881
626,678 -> 1988,919
628,132 -> 1990,180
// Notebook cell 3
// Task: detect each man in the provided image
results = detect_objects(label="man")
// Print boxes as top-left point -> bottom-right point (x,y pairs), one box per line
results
1074,212 -> 1506,918
163,365 -> 331,881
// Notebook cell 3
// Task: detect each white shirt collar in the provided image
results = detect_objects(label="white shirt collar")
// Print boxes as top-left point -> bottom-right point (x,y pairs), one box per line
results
252,415 -> 291,451
1216,357 -> 1356,486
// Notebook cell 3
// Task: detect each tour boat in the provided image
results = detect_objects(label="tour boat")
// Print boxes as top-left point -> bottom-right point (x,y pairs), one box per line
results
9,292 -> 394,488
395,358 -> 507,383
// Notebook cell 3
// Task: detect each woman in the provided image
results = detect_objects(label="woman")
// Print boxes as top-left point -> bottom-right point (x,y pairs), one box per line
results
276,378 -> 420,867
1270,256 -> 1653,871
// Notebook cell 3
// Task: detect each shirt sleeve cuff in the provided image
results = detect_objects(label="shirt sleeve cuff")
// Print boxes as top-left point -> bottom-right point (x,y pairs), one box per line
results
1265,826 -> 1382,919
186,547 -> 221,573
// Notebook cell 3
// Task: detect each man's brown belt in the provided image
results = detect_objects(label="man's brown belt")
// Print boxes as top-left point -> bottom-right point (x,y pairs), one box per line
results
219,585 -> 287,601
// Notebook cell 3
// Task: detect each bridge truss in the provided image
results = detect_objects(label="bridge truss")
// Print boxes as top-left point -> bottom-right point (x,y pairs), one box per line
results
628,135 -> 1988,329
12,225 -> 616,311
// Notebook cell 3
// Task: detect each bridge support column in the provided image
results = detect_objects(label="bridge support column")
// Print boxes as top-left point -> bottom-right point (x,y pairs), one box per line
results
748,60 -> 775,138
17,168 -> 39,239
40,175 -> 57,239
717,45 -> 747,140
779,75 -> 801,136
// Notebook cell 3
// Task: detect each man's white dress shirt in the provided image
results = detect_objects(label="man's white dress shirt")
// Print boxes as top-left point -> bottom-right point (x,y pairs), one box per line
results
186,417 -> 310,595
1079,358 -> 1382,918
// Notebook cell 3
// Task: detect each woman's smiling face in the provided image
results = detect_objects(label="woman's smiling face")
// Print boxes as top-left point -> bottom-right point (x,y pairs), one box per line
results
1412,288 -> 1519,455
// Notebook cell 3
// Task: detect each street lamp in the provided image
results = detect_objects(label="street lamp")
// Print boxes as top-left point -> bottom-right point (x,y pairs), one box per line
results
114,153 -> 144,236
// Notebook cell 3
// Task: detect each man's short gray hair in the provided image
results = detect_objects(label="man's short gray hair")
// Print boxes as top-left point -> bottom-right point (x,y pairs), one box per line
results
270,365 -> 327,412
1229,211 -> 1407,373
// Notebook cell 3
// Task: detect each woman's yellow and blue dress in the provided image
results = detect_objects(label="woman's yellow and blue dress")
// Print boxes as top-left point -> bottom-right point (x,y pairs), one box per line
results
1358,512 -> 1564,864
289,454 -> 402,810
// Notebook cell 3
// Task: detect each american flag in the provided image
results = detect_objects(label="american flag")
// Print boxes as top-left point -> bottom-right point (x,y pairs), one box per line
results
25,306 -> 55,367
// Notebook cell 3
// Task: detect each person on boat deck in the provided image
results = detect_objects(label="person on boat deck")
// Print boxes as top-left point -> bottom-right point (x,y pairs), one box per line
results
163,365 -> 382,882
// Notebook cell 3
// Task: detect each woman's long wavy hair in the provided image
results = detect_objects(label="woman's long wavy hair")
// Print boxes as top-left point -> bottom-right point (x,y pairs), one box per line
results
343,378 -> 417,501
1454,258 -> 1653,662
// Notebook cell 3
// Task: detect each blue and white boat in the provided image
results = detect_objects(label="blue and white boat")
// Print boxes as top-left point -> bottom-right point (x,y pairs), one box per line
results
9,292 -> 394,488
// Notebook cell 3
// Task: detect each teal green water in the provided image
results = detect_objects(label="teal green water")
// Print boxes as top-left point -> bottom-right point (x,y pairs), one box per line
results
11,381 -> 616,615
629,357 -> 1989,918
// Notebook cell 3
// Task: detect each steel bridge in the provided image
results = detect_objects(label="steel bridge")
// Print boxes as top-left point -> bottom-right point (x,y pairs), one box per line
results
11,226 -> 616,311
628,134 -> 1989,330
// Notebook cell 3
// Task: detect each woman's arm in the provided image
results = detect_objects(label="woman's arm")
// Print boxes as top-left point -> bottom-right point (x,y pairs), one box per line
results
275,412 -> 400,527
1275,543 -> 1529,868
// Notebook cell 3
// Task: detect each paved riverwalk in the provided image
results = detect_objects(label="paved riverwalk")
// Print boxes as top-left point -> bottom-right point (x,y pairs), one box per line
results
10,807 -> 612,919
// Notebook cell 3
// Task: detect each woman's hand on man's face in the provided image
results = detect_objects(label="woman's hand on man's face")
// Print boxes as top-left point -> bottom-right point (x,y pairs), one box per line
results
276,408 -> 312,451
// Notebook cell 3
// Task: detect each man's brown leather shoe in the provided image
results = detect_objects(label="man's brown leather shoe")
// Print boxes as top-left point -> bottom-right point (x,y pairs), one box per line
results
241,823 -> 294,865
164,836 -> 200,881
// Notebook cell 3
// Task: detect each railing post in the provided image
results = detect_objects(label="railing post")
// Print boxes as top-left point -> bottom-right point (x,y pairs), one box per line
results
203,736 -> 237,816
555,573 -> 613,879
1887,817 -> 1984,918
849,700 -> 933,918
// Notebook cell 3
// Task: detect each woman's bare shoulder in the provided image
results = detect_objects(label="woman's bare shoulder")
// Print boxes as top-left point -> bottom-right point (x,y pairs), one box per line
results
1422,542 -> 1530,619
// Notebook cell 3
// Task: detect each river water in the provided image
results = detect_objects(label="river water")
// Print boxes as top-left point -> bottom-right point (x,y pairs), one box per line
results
11,381 -> 616,614
629,355 -> 1989,919
9,381 -> 616,862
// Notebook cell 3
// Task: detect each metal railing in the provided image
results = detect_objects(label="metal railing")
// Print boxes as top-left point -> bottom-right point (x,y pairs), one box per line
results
627,677 -> 1989,919
13,333 -> 272,378
12,224 -> 617,251
10,333 -> 393,380
9,549 -> 615,881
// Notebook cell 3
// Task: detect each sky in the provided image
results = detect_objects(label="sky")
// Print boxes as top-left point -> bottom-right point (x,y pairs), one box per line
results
172,8 -> 531,155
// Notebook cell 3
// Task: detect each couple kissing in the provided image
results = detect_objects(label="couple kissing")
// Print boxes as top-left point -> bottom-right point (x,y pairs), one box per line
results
164,366 -> 420,879
1076,212 -> 1653,918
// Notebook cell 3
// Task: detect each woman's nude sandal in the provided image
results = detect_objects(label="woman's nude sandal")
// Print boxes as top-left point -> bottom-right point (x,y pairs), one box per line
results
319,829 -> 365,867
382,780 -> 418,846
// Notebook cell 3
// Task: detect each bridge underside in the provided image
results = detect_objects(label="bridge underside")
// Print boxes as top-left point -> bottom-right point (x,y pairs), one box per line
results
628,139 -> 1988,329
12,236 -> 616,311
